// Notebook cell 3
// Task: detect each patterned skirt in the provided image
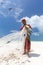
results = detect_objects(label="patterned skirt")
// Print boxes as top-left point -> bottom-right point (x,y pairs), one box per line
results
24,38 -> 31,52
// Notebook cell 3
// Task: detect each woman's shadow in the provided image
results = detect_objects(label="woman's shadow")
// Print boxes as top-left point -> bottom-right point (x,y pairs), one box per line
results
29,53 -> 40,57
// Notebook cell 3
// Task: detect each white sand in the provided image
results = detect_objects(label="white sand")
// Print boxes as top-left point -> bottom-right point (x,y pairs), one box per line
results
0,40 -> 43,65
0,31 -> 43,65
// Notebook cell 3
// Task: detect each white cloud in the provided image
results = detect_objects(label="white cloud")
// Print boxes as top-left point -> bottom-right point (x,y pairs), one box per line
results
20,15 -> 43,35
0,0 -> 23,19
0,11 -> 7,17
0,0 -> 3,2
1,0 -> 11,8
32,32 -> 39,36
14,7 -> 23,19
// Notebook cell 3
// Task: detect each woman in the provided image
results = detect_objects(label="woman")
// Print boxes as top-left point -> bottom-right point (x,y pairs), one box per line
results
20,19 -> 32,55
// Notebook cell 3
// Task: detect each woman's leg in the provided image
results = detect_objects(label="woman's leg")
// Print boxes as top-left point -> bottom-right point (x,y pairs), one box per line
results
26,39 -> 31,53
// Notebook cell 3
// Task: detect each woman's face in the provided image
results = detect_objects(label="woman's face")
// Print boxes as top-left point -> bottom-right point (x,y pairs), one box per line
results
22,20 -> 26,25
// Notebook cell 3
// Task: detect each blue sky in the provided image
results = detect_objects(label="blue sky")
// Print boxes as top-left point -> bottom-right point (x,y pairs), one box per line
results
0,0 -> 43,41
21,0 -> 43,16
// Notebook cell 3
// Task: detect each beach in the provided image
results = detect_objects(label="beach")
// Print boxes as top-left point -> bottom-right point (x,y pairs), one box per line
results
0,35 -> 43,65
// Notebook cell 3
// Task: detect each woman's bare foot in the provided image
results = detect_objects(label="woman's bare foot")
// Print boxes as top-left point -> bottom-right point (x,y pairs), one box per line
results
23,52 -> 26,55
26,52 -> 31,57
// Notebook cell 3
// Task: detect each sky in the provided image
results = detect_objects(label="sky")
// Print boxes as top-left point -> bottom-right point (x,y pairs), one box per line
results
0,0 -> 43,41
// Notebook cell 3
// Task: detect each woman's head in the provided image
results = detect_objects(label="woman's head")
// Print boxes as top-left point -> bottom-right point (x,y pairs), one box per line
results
21,19 -> 26,25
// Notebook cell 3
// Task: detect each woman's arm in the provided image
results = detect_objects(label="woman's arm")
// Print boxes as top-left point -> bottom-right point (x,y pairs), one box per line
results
20,26 -> 24,30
